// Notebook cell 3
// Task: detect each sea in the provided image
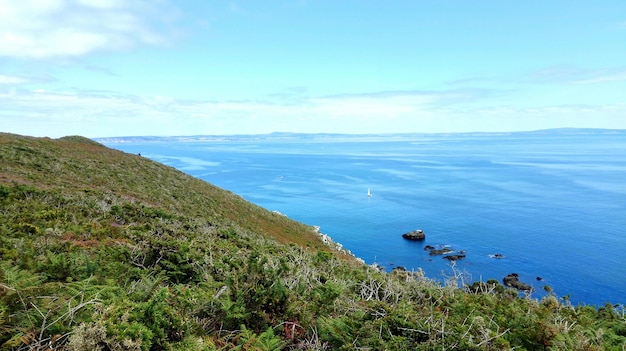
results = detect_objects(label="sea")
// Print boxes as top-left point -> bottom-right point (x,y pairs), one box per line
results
101,130 -> 626,307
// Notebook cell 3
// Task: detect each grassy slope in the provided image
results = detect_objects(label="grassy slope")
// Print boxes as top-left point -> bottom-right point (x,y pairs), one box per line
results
1,132 -> 625,351
0,133 -> 342,252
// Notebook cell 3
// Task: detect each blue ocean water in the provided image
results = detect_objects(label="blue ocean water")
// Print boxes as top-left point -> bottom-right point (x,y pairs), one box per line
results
105,132 -> 626,306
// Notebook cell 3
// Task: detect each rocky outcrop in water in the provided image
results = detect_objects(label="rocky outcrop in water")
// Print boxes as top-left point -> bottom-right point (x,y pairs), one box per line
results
443,254 -> 466,261
423,245 -> 467,260
427,247 -> 452,255
402,229 -> 425,240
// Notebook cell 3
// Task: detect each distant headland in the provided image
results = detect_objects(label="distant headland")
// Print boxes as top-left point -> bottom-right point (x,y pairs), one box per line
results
94,128 -> 626,144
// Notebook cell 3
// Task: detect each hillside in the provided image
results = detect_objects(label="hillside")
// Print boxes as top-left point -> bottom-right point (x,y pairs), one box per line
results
1,132 -> 625,350
0,133 -> 340,250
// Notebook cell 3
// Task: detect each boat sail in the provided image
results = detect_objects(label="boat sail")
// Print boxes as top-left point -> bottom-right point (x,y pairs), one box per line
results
367,188 -> 372,198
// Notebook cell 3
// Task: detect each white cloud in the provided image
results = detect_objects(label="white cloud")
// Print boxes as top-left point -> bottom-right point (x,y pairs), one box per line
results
310,93 -> 430,118
525,65 -> 626,85
0,75 -> 28,84
573,72 -> 626,85
2,88 -> 625,138
0,0 -> 177,58
77,0 -> 126,9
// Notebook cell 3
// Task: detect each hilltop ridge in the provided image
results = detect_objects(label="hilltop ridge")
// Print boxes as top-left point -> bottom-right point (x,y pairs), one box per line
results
1,132 -> 624,350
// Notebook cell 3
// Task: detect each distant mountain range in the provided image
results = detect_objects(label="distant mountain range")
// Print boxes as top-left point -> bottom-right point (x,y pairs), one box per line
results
95,128 -> 626,144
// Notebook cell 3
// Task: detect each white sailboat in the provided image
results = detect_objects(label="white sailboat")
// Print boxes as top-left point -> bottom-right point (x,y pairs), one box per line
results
367,188 -> 372,198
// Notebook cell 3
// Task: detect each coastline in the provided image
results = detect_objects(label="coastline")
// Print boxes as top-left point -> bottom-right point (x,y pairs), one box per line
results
312,225 -> 366,265
273,210 -> 366,265
104,133 -> 626,307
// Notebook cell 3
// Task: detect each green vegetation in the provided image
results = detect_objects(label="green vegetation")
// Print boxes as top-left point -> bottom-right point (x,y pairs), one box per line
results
1,132 -> 624,350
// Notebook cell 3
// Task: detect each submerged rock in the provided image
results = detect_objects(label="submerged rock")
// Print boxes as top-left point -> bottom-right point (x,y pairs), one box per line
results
443,254 -> 466,261
428,247 -> 453,256
423,243 -> 467,260
402,229 -> 425,240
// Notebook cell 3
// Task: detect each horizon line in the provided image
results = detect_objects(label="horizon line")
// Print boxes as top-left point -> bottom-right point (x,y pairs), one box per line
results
91,127 -> 626,141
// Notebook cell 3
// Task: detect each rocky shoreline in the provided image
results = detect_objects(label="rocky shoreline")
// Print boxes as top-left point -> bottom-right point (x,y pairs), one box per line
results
311,224 -> 540,295
311,225 -> 365,264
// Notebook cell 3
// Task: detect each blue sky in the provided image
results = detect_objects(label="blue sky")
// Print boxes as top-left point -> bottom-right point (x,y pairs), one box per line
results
1,0 -> 625,138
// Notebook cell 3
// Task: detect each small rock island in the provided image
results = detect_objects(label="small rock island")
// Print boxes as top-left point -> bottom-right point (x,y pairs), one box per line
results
402,229 -> 425,240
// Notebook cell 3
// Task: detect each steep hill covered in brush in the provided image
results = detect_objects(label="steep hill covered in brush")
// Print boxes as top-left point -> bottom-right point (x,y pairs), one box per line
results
1,132 -> 624,350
